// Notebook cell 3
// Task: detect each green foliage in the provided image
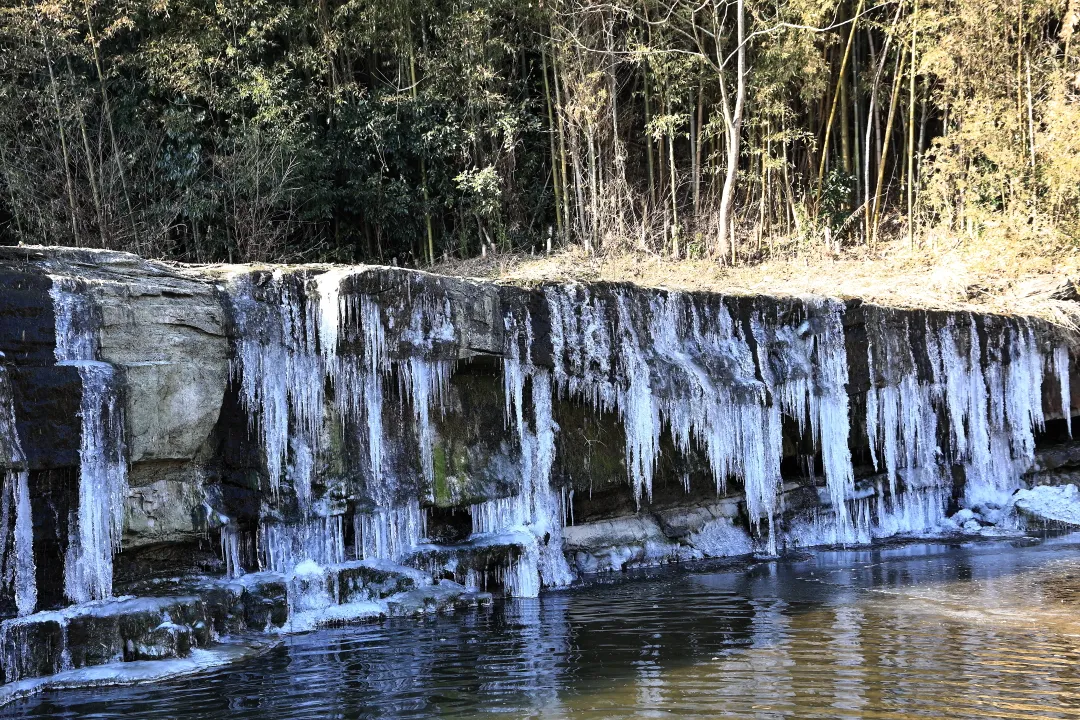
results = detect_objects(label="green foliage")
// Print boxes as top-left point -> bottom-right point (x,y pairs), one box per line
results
1,0 -> 1079,264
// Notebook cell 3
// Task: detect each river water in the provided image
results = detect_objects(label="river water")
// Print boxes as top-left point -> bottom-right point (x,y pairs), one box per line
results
9,534 -> 1080,719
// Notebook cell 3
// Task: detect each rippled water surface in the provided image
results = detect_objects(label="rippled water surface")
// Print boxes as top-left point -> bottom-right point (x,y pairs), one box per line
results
11,534 -> 1080,719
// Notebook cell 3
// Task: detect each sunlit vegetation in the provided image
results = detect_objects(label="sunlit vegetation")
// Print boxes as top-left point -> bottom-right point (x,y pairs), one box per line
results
0,0 -> 1078,267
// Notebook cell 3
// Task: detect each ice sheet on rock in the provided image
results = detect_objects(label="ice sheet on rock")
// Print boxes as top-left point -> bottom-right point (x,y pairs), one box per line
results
688,518 -> 754,558
280,600 -> 385,634
49,276 -> 98,362
1013,484 -> 1080,526
350,557 -> 433,587
0,642 -> 273,706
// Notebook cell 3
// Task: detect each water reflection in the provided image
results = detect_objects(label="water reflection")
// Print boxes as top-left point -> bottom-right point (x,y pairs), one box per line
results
10,535 -> 1080,719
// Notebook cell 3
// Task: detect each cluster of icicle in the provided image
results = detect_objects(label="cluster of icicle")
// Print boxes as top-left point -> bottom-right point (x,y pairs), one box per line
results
226,269 -> 450,577
49,277 -> 128,604
857,310 -> 1071,538
541,287 -> 1072,553
544,285 -> 853,554
228,268 -> 578,597
467,312 -> 575,596
228,269 -> 1074,592
0,367 -> 36,616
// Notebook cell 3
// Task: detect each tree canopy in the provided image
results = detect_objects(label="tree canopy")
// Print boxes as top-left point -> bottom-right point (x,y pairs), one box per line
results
0,0 -> 1077,265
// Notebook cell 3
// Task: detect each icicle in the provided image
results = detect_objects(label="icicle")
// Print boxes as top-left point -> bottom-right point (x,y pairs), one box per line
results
807,302 -> 856,530
12,472 -> 34,616
865,335 -> 880,473
0,367 -> 35,615
64,362 -> 128,603
228,271 -> 326,505
1054,345 -> 1072,437
615,294 -> 660,504
402,357 -> 452,490
221,527 -> 244,579
528,371 -> 574,588
259,515 -> 345,574
925,315 -> 1049,507
314,268 -> 351,374
864,312 -> 942,503
336,293 -> 392,503
503,313 -> 528,441
355,500 -> 426,562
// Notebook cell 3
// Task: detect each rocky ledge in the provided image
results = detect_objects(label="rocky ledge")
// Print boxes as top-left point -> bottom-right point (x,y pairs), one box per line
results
0,245 -> 1079,693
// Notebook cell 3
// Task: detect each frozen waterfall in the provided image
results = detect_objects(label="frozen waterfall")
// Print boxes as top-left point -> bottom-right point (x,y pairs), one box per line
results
50,277 -> 128,604
0,367 -> 35,616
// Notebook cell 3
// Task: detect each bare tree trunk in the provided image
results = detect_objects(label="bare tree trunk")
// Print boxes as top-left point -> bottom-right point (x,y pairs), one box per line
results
717,0 -> 746,262
65,55 -> 108,247
542,45 -> 564,243
871,47 -> 908,246
84,0 -> 139,252
39,25 -> 80,244
693,86 -> 704,215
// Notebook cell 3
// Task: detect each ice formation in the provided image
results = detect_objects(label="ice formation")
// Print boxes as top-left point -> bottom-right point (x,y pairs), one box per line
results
227,270 -> 456,579
1054,345 -> 1072,438
218,272 -> 1079,598
0,367 -> 35,616
861,308 -> 1069,536
784,484 -> 949,549
355,500 -> 426,563
464,315 -> 574,597
220,527 -> 243,579
1012,483 -> 1080,526
229,271 -> 325,504
259,516 -> 345,574
544,286 -> 854,550
50,277 -> 128,603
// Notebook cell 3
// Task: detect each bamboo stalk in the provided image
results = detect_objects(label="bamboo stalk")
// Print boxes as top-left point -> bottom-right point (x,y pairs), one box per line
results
542,46 -> 564,243
907,0 -> 918,249
872,47 -> 908,247
816,0 -> 865,203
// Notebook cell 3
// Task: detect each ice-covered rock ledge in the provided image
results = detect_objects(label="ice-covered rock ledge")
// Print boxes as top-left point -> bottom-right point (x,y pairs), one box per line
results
1,245 -> 1079,689
0,640 -> 276,707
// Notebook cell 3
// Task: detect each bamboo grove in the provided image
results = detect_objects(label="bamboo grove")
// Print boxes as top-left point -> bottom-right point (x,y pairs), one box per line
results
0,0 -> 1077,265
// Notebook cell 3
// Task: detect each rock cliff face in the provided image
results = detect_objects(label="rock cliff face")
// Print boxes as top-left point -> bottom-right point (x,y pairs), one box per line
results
0,245 -> 1078,689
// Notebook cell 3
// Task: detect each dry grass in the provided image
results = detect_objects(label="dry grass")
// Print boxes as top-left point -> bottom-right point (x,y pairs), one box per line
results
438,230 -> 1080,328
